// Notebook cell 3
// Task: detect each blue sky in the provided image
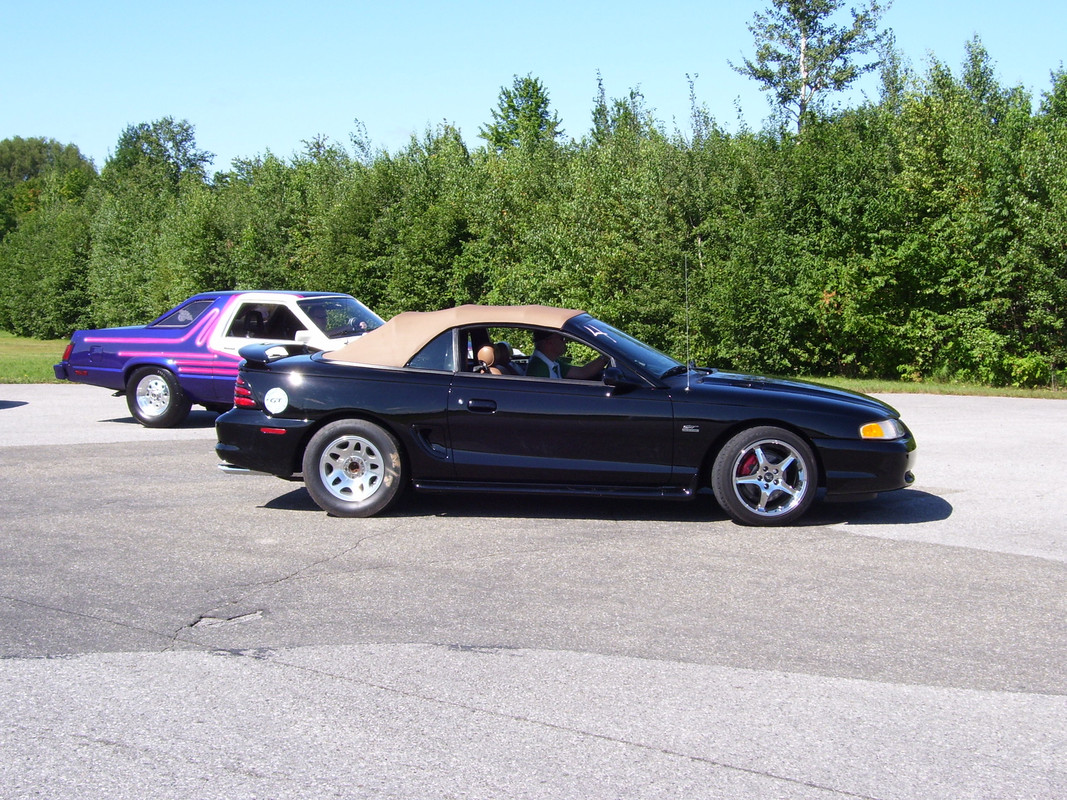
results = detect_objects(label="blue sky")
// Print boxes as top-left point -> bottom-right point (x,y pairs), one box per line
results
4,0 -> 1064,171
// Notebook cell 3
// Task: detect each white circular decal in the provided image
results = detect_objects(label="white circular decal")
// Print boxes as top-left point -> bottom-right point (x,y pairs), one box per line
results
264,387 -> 289,414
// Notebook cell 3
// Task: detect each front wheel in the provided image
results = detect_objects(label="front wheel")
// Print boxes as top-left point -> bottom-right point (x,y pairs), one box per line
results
711,426 -> 818,526
302,420 -> 404,517
126,367 -> 191,428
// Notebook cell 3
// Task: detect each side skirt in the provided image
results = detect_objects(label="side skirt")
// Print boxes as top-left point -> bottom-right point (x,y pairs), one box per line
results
411,479 -> 696,501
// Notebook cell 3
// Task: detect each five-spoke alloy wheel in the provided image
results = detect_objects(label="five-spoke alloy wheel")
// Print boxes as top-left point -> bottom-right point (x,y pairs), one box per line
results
711,426 -> 818,526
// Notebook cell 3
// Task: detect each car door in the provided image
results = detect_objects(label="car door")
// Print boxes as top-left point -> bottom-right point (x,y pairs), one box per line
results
446,370 -> 675,487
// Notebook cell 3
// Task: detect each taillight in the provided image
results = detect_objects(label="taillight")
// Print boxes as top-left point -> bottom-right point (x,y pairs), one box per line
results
233,376 -> 258,408
61,341 -> 74,362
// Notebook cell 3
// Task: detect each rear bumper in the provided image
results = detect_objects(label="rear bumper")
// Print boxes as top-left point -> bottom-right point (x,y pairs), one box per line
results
215,408 -> 312,477
53,361 -> 126,390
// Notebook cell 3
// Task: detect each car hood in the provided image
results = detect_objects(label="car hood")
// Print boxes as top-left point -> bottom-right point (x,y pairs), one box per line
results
685,370 -> 900,417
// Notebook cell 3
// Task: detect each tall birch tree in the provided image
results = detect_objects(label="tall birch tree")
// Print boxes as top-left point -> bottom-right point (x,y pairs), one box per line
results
734,0 -> 890,133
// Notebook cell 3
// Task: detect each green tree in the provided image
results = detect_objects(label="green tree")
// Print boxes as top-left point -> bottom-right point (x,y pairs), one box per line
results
734,0 -> 890,132
317,151 -> 406,312
223,153 -> 301,291
380,127 -> 474,312
0,136 -> 95,240
279,136 -> 357,291
480,74 -> 563,153
104,117 -> 213,192
1009,68 -> 1067,385
0,140 -> 96,336
1039,67 -> 1067,118
88,119 -> 212,325
558,90 -> 685,346
0,188 -> 94,338
154,180 -> 239,304
885,39 -> 1035,383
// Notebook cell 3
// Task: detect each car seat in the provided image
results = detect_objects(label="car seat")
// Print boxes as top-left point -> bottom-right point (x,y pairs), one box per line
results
244,310 -> 265,337
476,344 -> 504,374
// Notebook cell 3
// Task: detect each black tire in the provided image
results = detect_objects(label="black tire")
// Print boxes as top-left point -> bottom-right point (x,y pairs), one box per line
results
126,367 -> 192,428
302,419 -> 404,517
711,426 -> 818,526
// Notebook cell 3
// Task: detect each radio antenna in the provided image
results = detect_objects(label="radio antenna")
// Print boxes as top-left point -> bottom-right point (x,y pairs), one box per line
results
684,253 -> 692,392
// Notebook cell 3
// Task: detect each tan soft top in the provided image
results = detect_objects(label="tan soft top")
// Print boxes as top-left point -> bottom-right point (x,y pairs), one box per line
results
323,304 -> 584,367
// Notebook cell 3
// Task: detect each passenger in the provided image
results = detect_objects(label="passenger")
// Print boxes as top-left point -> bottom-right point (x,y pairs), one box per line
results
493,341 -> 523,375
525,330 -> 608,379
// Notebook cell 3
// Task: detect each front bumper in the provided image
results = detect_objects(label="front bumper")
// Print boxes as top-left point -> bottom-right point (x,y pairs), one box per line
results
814,433 -> 917,497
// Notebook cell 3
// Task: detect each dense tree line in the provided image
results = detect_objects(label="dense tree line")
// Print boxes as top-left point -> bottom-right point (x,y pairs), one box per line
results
1,39 -> 1065,387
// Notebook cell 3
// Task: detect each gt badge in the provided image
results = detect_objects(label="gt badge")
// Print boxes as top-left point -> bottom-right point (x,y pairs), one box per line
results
264,387 -> 289,415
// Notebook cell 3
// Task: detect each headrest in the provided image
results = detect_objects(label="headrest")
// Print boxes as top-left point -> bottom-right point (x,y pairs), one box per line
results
477,344 -> 496,366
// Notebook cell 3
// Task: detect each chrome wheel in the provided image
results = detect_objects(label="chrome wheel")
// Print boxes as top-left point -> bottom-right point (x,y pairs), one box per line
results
318,434 -> 386,503
711,426 -> 818,526
730,439 -> 809,517
302,420 -> 403,517
134,373 -> 172,419
125,367 -> 191,428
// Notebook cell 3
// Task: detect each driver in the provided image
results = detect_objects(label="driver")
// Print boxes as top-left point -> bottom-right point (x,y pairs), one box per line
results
307,305 -> 329,332
525,330 -> 608,379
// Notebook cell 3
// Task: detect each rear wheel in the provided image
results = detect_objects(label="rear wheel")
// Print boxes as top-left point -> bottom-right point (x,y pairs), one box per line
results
711,426 -> 818,526
302,419 -> 404,517
126,367 -> 191,428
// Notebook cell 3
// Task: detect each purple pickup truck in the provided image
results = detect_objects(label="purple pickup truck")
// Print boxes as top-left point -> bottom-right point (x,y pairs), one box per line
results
54,291 -> 383,427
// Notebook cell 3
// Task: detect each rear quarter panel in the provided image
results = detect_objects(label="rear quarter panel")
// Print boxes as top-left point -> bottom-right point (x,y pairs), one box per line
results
236,360 -> 455,480
59,300 -> 233,403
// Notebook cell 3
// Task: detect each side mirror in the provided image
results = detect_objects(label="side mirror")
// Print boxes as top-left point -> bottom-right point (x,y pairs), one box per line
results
603,367 -> 640,392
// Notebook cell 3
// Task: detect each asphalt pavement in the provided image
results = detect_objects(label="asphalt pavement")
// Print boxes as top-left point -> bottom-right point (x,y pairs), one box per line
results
1,384 -> 1064,799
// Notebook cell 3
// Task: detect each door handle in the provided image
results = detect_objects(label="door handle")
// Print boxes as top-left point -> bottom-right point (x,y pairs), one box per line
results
466,398 -> 497,413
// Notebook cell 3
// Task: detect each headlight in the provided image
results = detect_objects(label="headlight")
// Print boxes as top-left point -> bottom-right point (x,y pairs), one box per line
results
859,419 -> 906,440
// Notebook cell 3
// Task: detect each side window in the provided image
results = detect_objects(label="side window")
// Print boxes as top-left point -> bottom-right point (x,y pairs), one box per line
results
407,330 -> 455,372
473,327 -> 530,376
150,299 -> 215,328
559,338 -> 602,374
226,305 -> 267,338
524,329 -> 609,381
264,306 -> 301,340
225,304 -> 293,338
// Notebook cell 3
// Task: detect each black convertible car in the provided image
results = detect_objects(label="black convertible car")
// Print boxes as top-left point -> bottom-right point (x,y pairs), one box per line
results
215,305 -> 916,526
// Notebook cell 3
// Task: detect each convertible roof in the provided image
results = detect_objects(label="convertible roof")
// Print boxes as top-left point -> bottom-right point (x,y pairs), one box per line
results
323,304 -> 584,367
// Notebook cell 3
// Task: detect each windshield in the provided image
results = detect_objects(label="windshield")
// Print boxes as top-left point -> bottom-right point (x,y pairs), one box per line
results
297,296 -> 384,339
573,317 -> 682,379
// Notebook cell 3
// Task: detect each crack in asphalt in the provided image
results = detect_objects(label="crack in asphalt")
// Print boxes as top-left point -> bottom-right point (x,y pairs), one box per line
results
4,585 -> 878,796
0,525 -> 400,658
165,524 -> 408,650
0,594 -> 178,657
214,646 -> 886,800
5,723 -> 281,784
